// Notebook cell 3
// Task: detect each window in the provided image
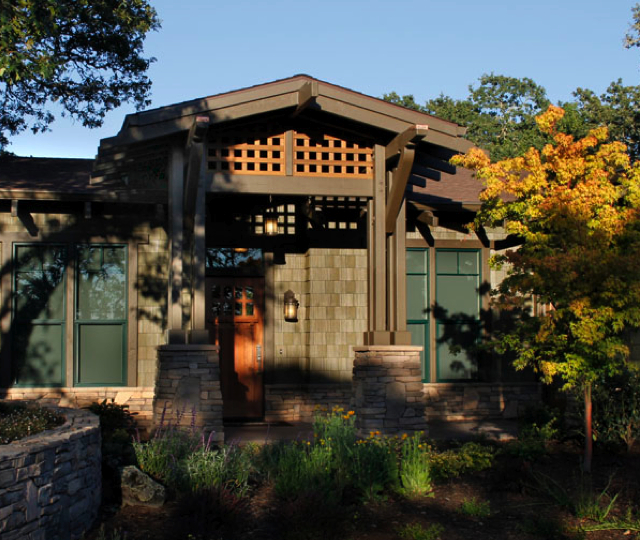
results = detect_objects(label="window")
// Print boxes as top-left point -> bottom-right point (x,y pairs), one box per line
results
11,243 -> 128,387
12,245 -> 67,386
75,245 -> 127,385
407,248 -> 481,382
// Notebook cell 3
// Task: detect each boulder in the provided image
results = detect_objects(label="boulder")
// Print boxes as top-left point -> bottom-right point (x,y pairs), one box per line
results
119,466 -> 166,508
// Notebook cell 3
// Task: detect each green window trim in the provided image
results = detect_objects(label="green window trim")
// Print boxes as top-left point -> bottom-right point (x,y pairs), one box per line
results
406,248 -> 430,382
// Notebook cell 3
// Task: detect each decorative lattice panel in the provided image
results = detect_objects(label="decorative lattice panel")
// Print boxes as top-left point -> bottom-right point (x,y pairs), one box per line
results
253,202 -> 297,236
309,197 -> 367,230
208,132 -> 285,175
293,134 -> 373,178
207,129 -> 374,179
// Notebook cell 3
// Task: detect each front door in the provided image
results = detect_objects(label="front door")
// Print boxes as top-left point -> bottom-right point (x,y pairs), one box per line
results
206,277 -> 264,419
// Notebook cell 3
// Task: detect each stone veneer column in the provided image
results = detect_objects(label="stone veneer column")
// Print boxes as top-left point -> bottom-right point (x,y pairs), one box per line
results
352,346 -> 427,435
154,344 -> 224,444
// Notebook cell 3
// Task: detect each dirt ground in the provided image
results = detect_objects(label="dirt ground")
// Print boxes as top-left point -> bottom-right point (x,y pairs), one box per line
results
87,441 -> 640,540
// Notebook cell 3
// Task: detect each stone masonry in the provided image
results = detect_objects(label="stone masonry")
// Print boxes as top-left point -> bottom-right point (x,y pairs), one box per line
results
0,407 -> 101,540
352,346 -> 428,435
264,383 -> 352,422
154,344 -> 224,444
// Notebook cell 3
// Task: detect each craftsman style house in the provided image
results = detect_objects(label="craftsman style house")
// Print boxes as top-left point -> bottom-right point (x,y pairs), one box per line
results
0,76 -> 540,435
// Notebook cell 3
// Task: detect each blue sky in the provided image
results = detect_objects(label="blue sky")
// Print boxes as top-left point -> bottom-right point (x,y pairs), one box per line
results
8,0 -> 640,158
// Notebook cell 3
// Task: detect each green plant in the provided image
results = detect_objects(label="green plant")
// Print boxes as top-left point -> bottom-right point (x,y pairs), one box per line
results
0,401 -> 64,444
397,432 -> 433,499
574,475 -> 619,522
459,497 -> 491,518
518,515 -> 575,539
132,406 -> 200,489
186,439 -> 255,496
87,399 -> 136,436
428,442 -> 496,481
592,366 -> 640,452
398,522 -> 444,540
350,436 -> 398,501
95,525 -> 127,540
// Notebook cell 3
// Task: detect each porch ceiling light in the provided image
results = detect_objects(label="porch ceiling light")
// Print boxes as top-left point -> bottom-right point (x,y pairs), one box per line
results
284,290 -> 299,322
264,212 -> 279,236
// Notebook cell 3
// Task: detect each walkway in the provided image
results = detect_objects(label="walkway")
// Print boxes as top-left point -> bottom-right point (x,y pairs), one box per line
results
224,419 -> 519,444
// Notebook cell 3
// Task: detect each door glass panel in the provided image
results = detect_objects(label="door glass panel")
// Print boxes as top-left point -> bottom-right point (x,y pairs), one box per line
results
245,286 -> 254,299
211,284 -> 220,298
235,303 -> 242,316
235,287 -> 243,299
224,286 -> 233,299
212,302 -> 220,316
246,302 -> 254,315
206,248 -> 263,272
223,302 -> 232,314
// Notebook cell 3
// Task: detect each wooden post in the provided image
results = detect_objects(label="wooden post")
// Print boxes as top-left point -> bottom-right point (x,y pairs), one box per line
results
168,143 -> 185,341
190,150 -> 208,343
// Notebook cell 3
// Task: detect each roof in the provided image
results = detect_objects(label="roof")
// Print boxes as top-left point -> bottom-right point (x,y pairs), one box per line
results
0,155 -> 163,202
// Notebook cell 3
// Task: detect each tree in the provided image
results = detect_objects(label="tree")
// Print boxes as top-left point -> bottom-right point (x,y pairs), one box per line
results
0,0 -> 160,149
572,80 -> 640,161
453,106 -> 640,472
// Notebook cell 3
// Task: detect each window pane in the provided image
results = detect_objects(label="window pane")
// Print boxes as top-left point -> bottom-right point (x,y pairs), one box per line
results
436,251 -> 458,274
206,248 -> 263,271
459,251 -> 479,275
408,322 -> 428,381
15,246 -> 66,321
76,324 -> 124,384
407,275 -> 429,320
406,250 -> 427,274
77,246 -> 126,320
13,324 -> 64,386
437,322 -> 478,380
436,275 -> 479,320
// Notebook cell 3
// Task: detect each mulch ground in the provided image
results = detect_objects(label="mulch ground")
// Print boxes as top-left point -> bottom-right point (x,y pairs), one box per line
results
86,441 -> 640,540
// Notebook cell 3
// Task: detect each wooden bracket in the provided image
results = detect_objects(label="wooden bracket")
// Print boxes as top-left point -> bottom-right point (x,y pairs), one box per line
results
385,125 -> 429,162
184,116 -> 210,219
385,145 -> 415,234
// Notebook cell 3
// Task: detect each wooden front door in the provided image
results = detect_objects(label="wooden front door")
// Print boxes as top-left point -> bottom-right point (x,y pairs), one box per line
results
206,277 -> 264,419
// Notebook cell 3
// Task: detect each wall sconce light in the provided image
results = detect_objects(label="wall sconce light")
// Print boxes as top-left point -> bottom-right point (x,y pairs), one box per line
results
283,290 -> 299,322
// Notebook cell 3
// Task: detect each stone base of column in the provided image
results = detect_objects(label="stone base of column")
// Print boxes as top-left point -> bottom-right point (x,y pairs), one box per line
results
154,344 -> 224,444
353,345 -> 427,436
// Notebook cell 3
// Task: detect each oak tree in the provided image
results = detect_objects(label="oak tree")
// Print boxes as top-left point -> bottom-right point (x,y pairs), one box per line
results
0,0 -> 159,149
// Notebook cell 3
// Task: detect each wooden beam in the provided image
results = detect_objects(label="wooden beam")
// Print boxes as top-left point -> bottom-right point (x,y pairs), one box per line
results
385,125 -> 429,162
184,116 -> 210,219
373,145 -> 386,332
291,80 -> 318,118
209,174 -> 374,197
84,202 -> 92,219
385,145 -> 415,234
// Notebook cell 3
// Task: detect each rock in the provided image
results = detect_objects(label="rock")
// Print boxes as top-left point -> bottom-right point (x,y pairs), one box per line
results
119,466 -> 165,508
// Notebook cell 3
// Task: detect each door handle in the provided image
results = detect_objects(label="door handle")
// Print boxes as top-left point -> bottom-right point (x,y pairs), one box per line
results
256,344 -> 262,373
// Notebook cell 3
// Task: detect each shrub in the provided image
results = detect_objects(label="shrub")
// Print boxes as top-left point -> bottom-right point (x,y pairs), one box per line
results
350,436 -> 398,501
86,399 -> 136,436
459,497 -> 491,518
398,522 -> 444,540
428,442 -> 496,481
592,366 -> 640,452
0,401 -> 64,444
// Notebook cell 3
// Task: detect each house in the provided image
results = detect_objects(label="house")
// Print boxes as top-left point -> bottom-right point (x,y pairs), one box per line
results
0,76 -> 540,439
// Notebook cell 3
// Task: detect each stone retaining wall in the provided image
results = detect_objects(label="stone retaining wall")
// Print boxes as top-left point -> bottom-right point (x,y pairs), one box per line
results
265,383 -> 352,422
352,346 -> 428,435
0,388 -> 155,433
0,407 -> 101,540
424,382 -> 542,421
154,344 -> 224,444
